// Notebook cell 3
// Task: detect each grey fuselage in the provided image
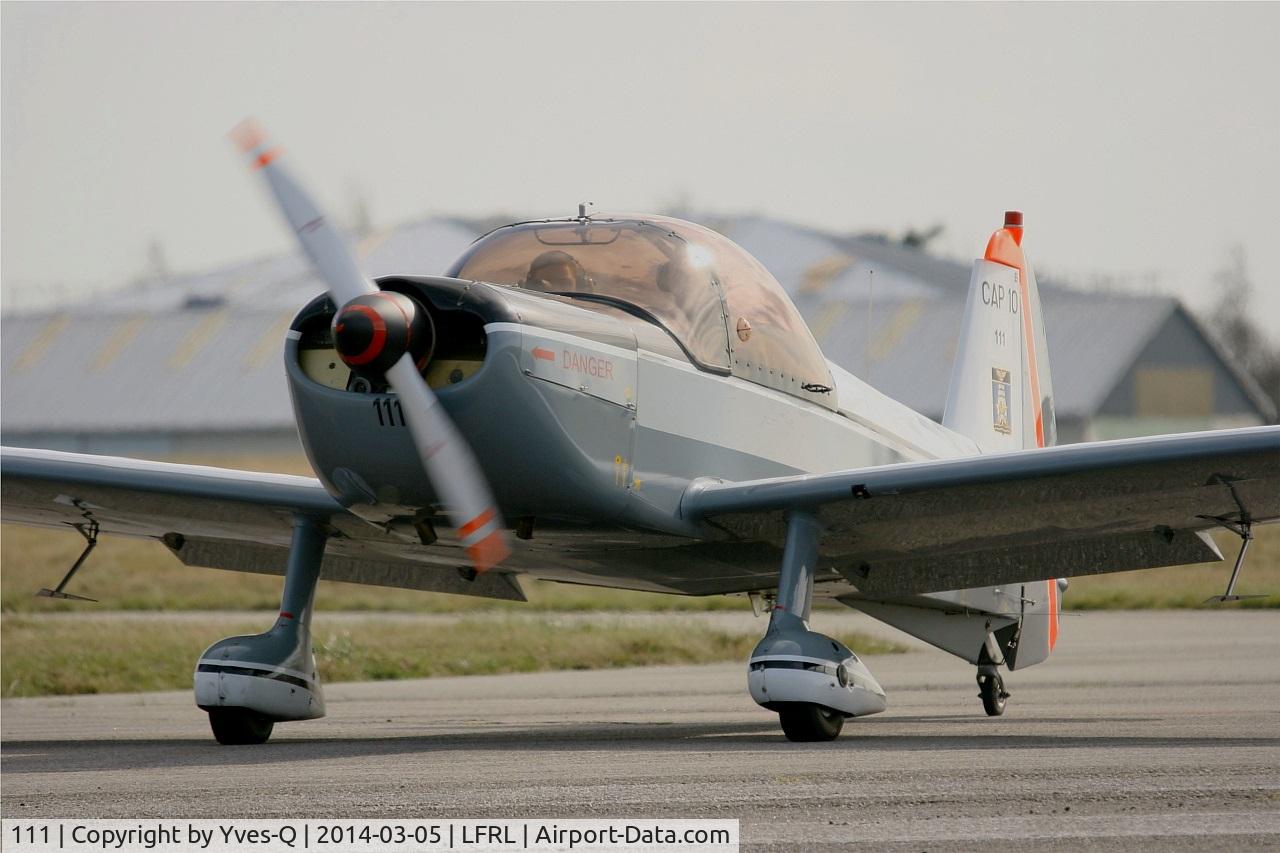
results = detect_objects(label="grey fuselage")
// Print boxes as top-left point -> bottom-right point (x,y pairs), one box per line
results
287,276 -> 976,596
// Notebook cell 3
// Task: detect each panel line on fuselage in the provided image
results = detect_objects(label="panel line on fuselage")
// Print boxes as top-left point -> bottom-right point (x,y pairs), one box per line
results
484,322 -> 639,363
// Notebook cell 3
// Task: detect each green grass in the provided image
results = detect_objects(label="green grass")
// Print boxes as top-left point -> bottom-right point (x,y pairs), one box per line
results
0,615 -> 904,698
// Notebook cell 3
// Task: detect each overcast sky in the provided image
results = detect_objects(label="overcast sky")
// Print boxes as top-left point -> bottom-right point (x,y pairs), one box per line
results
3,2 -> 1278,333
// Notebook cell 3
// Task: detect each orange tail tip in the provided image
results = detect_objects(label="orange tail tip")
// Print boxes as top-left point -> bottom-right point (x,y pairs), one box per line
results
984,210 -> 1026,270
1003,210 -> 1024,245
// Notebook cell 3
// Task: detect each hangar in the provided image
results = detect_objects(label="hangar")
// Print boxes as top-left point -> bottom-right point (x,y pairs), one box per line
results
1,214 -> 1272,456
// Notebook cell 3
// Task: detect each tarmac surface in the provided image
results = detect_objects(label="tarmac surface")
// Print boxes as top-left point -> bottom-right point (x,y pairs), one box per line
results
3,610 -> 1279,851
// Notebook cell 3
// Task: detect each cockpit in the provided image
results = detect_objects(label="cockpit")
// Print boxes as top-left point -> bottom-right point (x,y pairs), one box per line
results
446,215 -> 835,408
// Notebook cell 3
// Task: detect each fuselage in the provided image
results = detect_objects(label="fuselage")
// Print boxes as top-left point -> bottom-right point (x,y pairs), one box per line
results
285,273 -> 977,595
285,214 -> 979,594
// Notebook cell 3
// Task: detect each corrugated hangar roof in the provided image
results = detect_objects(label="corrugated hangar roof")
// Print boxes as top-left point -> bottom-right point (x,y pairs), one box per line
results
2,308 -> 293,433
814,291 -> 1179,419
101,217 -> 480,313
2,213 -> 1270,438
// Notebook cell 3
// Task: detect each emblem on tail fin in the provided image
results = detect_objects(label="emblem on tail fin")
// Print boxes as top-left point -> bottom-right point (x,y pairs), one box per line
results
991,368 -> 1013,435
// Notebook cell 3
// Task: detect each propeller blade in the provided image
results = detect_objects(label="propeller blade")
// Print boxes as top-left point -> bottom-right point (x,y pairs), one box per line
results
230,119 -> 375,307
232,119 -> 511,572
386,357 -> 510,571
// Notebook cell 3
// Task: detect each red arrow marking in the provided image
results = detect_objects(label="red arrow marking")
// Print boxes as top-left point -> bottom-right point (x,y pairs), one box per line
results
532,347 -> 555,362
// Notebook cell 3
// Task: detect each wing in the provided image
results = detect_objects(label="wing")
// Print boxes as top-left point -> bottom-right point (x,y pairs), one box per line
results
683,426 -> 1280,597
0,447 -> 524,601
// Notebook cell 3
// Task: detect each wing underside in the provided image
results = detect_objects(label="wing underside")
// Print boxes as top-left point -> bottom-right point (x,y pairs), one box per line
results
684,426 -> 1280,597
5,427 -> 1277,602
1,447 -> 525,601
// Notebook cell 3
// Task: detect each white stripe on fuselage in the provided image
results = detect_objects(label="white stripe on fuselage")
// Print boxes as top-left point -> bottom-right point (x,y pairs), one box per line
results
485,322 -> 637,361
636,349 -> 906,474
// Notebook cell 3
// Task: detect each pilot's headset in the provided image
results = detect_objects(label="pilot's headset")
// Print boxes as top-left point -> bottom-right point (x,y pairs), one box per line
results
525,251 -> 593,293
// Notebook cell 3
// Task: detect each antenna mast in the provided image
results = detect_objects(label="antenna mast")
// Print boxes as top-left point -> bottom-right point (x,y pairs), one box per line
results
865,268 -> 874,383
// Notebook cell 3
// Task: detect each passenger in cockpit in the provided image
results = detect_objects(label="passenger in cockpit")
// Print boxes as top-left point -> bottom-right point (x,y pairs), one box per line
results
523,251 -> 590,293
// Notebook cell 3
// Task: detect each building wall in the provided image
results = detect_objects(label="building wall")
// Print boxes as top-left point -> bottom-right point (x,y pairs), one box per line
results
1098,309 -> 1263,420
1082,414 -> 1262,442
1,429 -> 303,459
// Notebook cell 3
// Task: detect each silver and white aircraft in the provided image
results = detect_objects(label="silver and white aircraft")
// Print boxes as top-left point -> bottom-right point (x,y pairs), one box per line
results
4,122 -> 1277,745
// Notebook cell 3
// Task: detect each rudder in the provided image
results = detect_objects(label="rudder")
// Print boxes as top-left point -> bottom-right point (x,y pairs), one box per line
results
940,211 -> 1061,669
943,211 -> 1056,452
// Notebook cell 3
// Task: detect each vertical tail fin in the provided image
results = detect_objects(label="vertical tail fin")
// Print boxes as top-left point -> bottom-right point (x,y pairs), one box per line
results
940,212 -> 1061,668
943,211 -> 1056,452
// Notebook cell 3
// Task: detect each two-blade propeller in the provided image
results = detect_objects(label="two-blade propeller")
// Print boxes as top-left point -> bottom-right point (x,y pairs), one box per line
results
231,120 -> 510,572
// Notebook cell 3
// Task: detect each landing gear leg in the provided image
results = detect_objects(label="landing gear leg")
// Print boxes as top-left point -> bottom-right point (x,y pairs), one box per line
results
977,665 -> 1009,717
1200,482 -> 1268,603
194,514 -> 328,745
748,511 -> 887,742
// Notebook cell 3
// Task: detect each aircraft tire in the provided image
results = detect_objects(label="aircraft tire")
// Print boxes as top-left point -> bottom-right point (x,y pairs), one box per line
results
208,709 -> 274,745
778,703 -> 844,742
979,673 -> 1008,717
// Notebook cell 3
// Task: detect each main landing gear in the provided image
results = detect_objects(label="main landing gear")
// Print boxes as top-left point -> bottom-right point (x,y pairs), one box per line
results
193,515 -> 328,745
748,511 -> 887,742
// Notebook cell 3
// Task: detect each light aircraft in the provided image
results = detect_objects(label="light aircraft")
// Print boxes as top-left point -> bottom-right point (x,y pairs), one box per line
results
3,122 -> 1277,745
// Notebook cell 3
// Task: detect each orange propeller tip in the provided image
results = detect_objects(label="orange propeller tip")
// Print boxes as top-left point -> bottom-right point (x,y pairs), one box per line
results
229,118 -> 268,153
466,532 -> 512,573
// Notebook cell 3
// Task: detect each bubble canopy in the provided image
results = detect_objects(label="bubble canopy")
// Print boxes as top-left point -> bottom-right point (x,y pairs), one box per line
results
446,215 -> 834,405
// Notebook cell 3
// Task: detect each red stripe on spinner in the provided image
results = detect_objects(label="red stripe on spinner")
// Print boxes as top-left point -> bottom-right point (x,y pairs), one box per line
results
342,304 -> 388,366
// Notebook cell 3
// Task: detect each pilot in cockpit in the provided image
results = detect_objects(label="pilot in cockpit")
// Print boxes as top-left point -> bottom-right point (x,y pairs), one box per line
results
523,251 -> 591,293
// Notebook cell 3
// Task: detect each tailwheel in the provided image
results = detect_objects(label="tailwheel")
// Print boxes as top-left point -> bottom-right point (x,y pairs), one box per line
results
208,709 -> 275,745
978,672 -> 1009,717
778,703 -> 845,742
